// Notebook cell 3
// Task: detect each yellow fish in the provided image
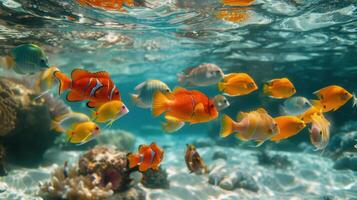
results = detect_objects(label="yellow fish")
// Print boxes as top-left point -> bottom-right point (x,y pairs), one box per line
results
309,113 -> 330,150
218,73 -> 258,96
298,106 -> 322,124
67,121 -> 100,144
93,100 -> 129,126
312,85 -> 353,112
270,116 -> 306,142
263,78 -> 296,99
220,108 -> 279,146
52,112 -> 90,133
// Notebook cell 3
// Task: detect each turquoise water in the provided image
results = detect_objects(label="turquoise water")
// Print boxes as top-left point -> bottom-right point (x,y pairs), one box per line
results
0,0 -> 357,199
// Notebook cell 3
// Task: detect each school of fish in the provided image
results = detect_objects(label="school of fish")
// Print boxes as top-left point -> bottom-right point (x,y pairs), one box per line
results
0,0 -> 355,174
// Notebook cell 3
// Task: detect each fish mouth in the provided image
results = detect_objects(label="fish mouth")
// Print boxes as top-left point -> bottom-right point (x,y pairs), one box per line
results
118,107 -> 129,118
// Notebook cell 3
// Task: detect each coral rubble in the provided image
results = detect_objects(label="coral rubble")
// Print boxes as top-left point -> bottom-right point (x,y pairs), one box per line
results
40,146 -> 144,200
255,151 -> 292,169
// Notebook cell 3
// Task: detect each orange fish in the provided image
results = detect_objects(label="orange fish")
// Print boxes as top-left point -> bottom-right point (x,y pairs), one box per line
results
127,142 -> 164,172
263,78 -> 296,99
298,106 -> 322,124
152,87 -> 218,124
312,85 -> 353,112
220,108 -> 279,146
54,69 -> 121,108
218,73 -> 257,96
270,116 -> 306,142
77,0 -> 134,11
216,8 -> 250,23
222,0 -> 255,6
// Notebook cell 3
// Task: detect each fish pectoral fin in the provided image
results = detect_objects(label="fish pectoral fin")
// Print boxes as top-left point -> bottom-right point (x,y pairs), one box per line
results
67,91 -> 84,102
164,115 -> 181,122
255,140 -> 265,147
235,133 -> 248,141
193,103 -> 205,114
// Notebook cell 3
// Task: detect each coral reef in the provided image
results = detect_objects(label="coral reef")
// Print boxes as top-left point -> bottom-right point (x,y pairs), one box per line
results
141,167 -> 170,189
40,146 -> 144,200
0,145 -> 7,176
255,151 -> 292,169
0,77 -> 65,166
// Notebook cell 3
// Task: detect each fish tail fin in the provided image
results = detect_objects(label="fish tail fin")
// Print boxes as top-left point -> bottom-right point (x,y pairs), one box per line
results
217,81 -> 225,92
127,153 -> 140,168
352,93 -> 357,108
262,83 -> 270,96
51,120 -> 63,133
4,55 -> 14,70
152,91 -> 169,117
220,115 -> 235,138
131,93 -> 147,108
177,73 -> 187,86
54,71 -> 71,95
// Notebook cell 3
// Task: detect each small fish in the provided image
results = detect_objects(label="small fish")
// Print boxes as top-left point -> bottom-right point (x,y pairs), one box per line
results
92,100 -> 129,127
77,0 -> 134,11
270,116 -> 306,142
178,63 -> 224,87
218,73 -> 257,96
161,116 -> 185,133
33,66 -> 60,94
131,80 -> 171,109
152,87 -> 218,124
216,8 -> 250,23
67,121 -> 100,144
312,85 -> 353,112
298,106 -> 322,124
185,144 -> 208,174
280,96 -> 312,115
213,95 -> 230,111
51,112 -> 90,133
5,44 -> 49,74
309,113 -> 330,150
222,0 -> 255,6
127,142 -> 164,172
54,69 -> 121,108
220,108 -> 279,146
263,78 -> 296,99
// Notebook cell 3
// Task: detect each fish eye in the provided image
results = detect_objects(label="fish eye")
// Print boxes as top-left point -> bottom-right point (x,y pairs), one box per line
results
319,131 -> 322,135
122,105 -> 126,109
115,91 -> 119,95
166,89 -> 170,93
95,127 -> 99,130
210,104 -> 214,108
323,105 -> 326,109
292,88 -> 296,92
224,100 -> 227,103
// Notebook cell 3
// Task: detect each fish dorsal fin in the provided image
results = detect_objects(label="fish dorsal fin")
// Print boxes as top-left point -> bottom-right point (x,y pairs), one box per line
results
256,108 -> 268,114
223,73 -> 237,80
194,103 -> 205,114
134,81 -> 146,92
236,112 -> 247,121
182,67 -> 195,75
71,69 -> 92,80
93,71 -> 110,78
139,144 -> 150,154
173,87 -> 188,94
